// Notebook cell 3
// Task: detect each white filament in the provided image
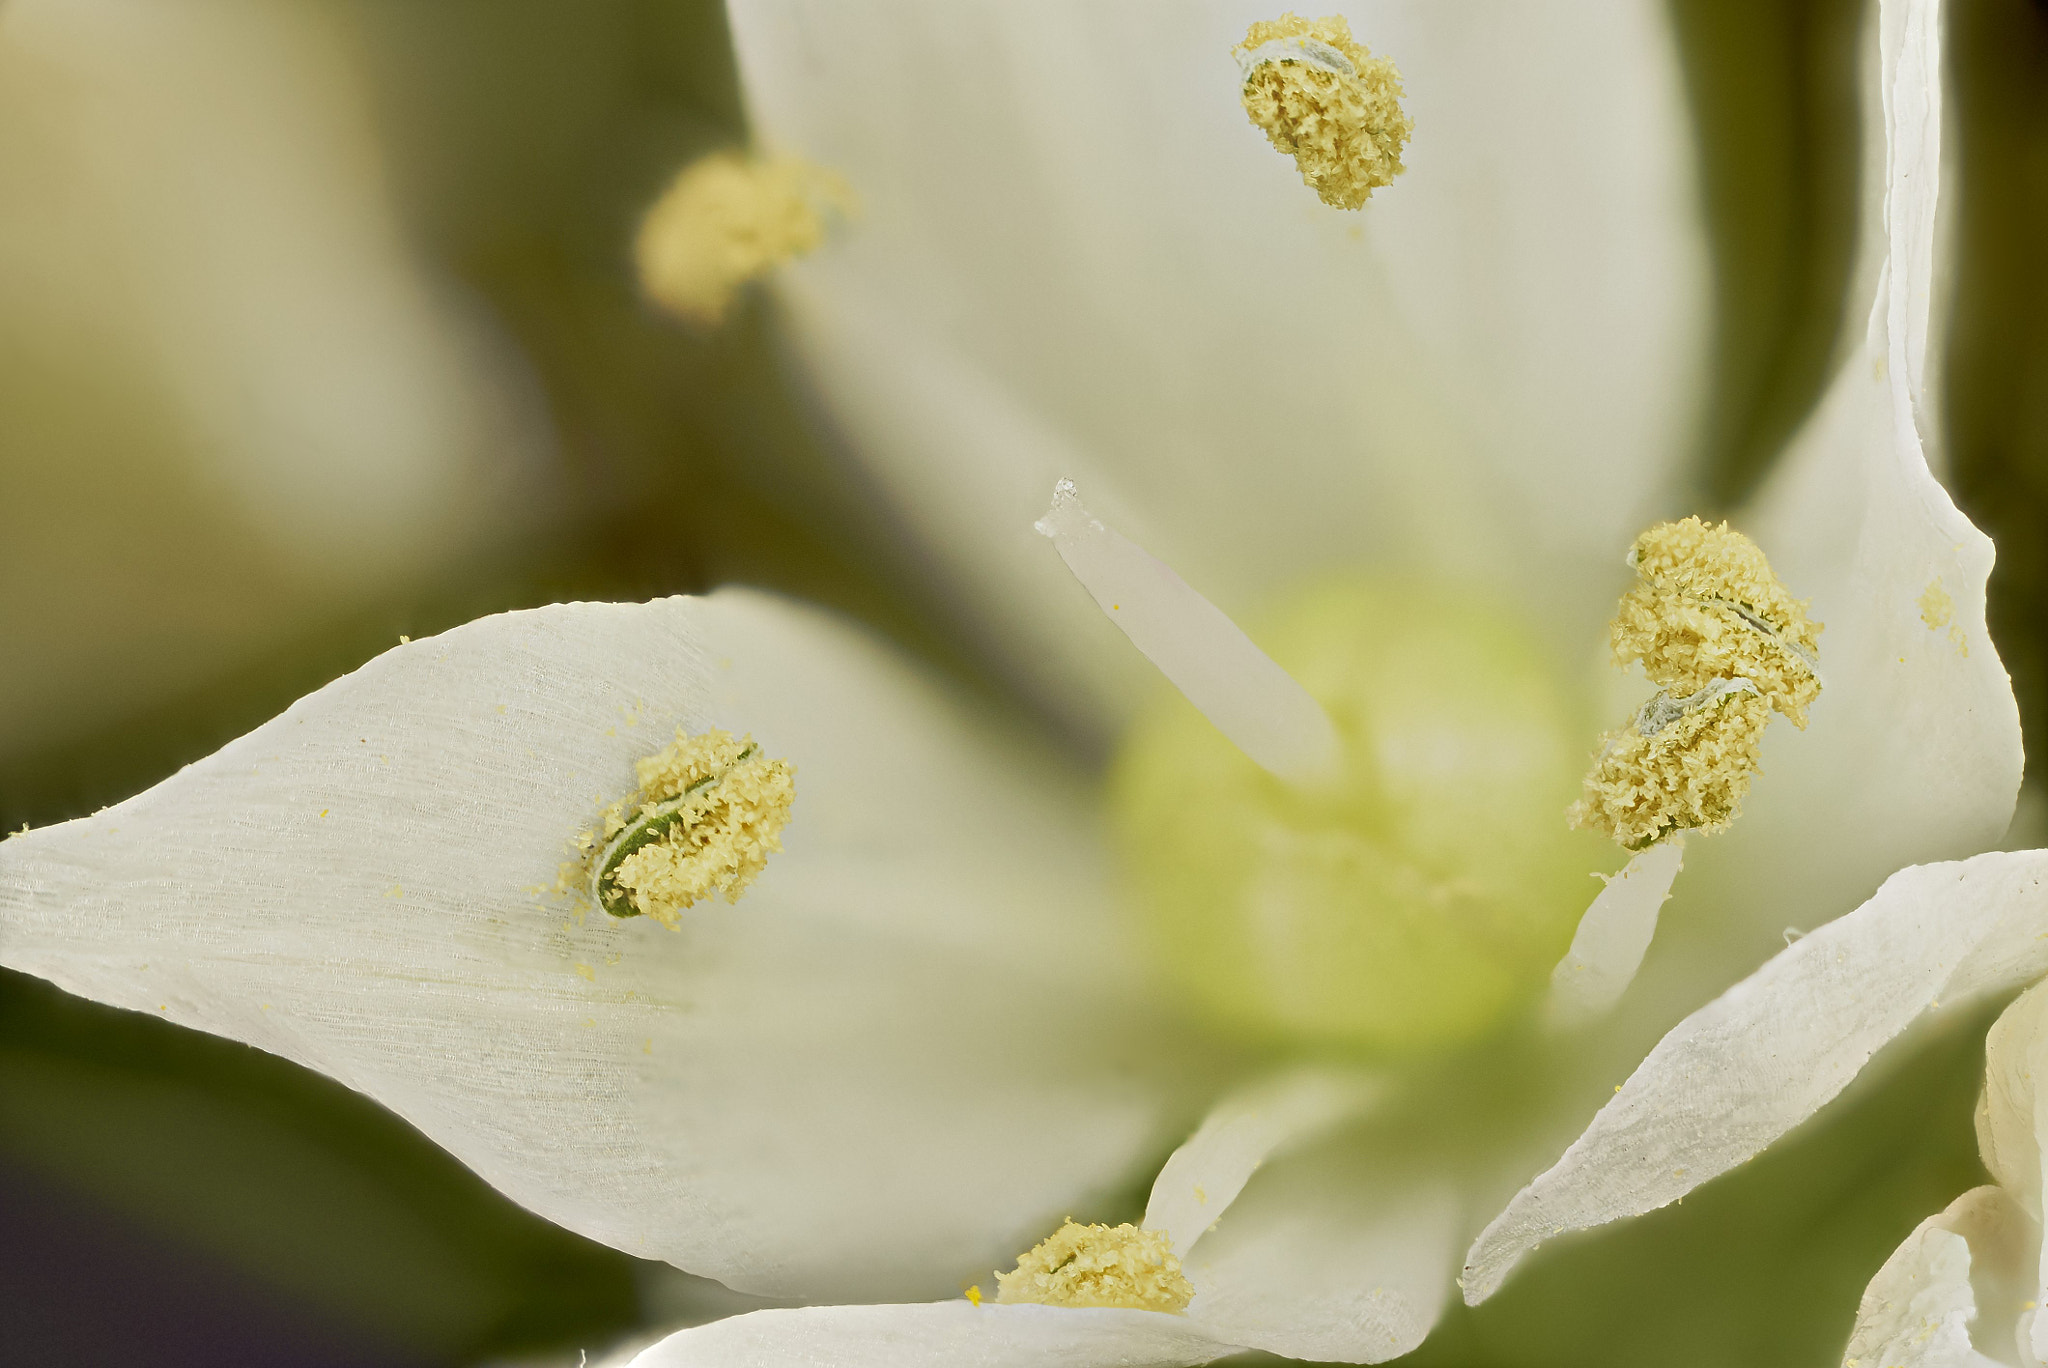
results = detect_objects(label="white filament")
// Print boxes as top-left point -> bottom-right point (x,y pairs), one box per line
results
1143,1066 -> 1382,1257
1035,480 -> 1341,784
1544,839 -> 1686,1028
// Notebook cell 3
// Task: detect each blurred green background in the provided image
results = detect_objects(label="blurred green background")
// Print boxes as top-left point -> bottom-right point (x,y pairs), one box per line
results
1,1 -> 2044,1364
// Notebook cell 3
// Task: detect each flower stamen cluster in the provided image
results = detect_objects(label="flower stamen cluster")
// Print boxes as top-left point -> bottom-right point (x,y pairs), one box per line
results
1572,518 -> 1821,850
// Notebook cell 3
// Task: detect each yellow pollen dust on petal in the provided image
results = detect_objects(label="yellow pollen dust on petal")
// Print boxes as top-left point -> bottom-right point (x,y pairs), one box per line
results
1235,13 -> 1412,209
995,1221 -> 1192,1314
634,150 -> 852,326
576,727 -> 796,927
1572,518 -> 1821,850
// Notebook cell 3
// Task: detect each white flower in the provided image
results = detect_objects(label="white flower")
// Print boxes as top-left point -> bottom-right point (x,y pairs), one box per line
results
0,0 -> 2024,1365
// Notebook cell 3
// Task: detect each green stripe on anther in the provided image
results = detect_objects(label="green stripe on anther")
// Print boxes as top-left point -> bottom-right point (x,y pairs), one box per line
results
591,746 -> 756,918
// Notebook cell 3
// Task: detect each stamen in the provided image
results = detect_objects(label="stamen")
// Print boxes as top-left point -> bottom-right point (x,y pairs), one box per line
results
1545,840 -> 1685,1027
1572,681 -> 1769,850
995,1220 -> 1193,1313
1036,479 -> 1340,784
1143,1067 -> 1380,1256
581,728 -> 795,926
1235,13 -> 1412,209
1572,518 -> 1821,852
1613,517 -> 1823,727
634,150 -> 852,326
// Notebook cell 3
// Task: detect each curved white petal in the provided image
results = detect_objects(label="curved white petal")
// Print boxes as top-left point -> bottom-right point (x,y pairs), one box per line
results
1842,1187 -> 2027,1368
1709,0 -> 2021,955
626,1303 -> 1239,1368
1978,985 -> 2048,1221
1143,1065 -> 1382,1256
1973,985 -> 2048,1364
0,589 -> 1204,1301
731,0 -> 1707,729
1183,1135 -> 1461,1364
1462,848 -> 2048,1304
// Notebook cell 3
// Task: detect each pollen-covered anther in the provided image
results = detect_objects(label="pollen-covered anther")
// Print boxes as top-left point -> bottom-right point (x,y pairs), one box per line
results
585,728 -> 795,927
1613,516 -> 1823,727
1235,13 -> 1412,209
634,150 -> 853,326
1571,680 -> 1769,850
1573,517 -> 1820,850
995,1220 -> 1193,1313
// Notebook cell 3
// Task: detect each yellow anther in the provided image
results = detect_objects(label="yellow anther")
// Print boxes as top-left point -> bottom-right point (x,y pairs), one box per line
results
1572,683 -> 1769,849
581,728 -> 795,926
1612,516 -> 1822,726
995,1220 -> 1192,1313
634,151 -> 852,326
1235,13 -> 1411,209
1572,518 -> 1821,849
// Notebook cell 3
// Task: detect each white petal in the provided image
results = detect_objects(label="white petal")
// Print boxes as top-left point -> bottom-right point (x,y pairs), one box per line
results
1543,840 -> 1685,1027
731,0 -> 1707,730
625,1303 -> 1239,1368
1461,848 -> 2048,1304
1143,1065 -> 1382,1256
1716,0 -> 2020,955
1975,984 -> 2048,1365
1977,984 -> 2048,1221
1183,1135 -> 1461,1364
1841,1187 -> 2026,1368
1942,1187 -> 2039,1368
0,590 -> 1202,1301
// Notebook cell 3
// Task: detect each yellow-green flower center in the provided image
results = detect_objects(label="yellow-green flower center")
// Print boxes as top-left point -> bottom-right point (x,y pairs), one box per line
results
1111,579 -> 1601,1053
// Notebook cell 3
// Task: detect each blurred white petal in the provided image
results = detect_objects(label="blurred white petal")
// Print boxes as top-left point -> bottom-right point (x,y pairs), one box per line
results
627,1302 -> 1240,1368
1462,849 -> 2048,1304
730,0 -> 1707,730
0,0 -> 553,754
1182,1138 -> 1461,1364
0,590 -> 1204,1301
0,0 -> 548,560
